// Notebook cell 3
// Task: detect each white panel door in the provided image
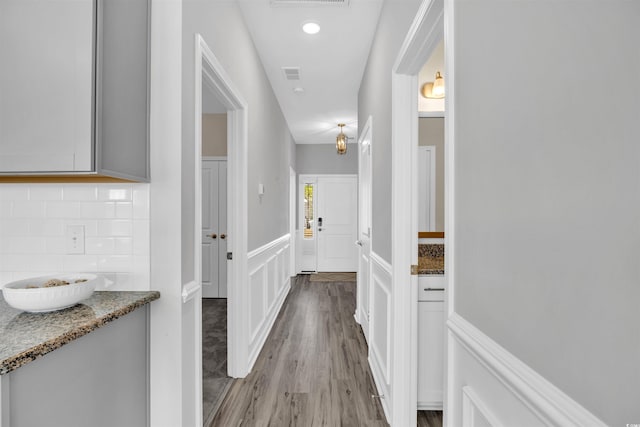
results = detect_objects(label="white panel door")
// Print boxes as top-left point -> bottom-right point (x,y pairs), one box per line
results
418,146 -> 436,232
202,160 -> 227,298
218,161 -> 228,297
357,119 -> 373,341
317,176 -> 358,272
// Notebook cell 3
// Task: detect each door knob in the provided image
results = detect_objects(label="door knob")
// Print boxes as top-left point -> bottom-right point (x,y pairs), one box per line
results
220,233 -> 226,239
208,233 -> 217,239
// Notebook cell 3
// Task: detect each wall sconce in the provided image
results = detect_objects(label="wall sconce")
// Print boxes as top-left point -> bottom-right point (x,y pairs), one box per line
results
421,71 -> 445,99
336,123 -> 348,155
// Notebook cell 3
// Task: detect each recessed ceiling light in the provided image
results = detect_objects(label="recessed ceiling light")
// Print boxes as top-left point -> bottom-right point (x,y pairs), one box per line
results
302,21 -> 320,35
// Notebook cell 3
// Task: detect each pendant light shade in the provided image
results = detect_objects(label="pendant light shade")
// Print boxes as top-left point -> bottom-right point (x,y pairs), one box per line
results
420,71 -> 445,99
336,124 -> 347,155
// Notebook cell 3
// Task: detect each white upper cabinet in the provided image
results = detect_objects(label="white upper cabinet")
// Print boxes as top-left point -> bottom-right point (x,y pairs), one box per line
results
0,0 -> 149,181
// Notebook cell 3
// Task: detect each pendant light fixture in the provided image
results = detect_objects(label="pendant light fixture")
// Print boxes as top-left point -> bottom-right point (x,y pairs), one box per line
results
420,71 -> 445,99
336,123 -> 347,155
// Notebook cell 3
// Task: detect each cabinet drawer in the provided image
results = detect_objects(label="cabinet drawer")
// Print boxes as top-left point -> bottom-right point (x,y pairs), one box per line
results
418,275 -> 446,301
418,289 -> 444,302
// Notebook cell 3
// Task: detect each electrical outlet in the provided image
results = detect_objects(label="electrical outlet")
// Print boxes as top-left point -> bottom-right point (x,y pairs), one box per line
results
66,225 -> 85,254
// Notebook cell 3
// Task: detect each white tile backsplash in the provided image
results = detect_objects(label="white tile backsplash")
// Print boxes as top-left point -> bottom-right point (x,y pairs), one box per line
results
0,184 -> 150,290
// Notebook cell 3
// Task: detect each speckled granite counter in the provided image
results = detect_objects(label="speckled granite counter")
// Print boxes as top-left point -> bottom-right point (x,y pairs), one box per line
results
0,290 -> 159,375
418,243 -> 445,275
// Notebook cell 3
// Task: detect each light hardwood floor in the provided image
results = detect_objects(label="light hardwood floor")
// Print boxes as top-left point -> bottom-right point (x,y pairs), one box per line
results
210,275 -> 442,427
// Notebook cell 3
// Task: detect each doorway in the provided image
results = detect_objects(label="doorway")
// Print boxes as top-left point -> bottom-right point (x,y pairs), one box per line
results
193,33 -> 250,427
298,174 -> 358,273
389,0 -> 447,425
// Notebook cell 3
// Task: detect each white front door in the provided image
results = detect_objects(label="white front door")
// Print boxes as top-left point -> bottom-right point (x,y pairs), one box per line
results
357,117 -> 373,341
202,159 -> 227,298
317,175 -> 358,272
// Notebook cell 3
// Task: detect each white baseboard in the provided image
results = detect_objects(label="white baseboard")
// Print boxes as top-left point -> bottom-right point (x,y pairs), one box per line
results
447,313 -> 606,427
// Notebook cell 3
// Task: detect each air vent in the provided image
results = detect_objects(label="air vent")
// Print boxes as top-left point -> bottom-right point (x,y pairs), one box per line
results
282,67 -> 301,81
271,0 -> 349,6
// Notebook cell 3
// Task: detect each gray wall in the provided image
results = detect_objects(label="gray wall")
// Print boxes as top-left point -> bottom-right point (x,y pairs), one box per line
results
453,1 -> 640,424
295,143 -> 357,175
357,0 -> 422,263
181,1 -> 296,287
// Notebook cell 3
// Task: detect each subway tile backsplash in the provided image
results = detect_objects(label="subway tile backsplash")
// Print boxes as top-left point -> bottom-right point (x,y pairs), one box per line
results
0,184 -> 150,290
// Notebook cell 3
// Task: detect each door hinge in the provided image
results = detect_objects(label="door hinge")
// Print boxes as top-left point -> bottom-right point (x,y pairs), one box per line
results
227,252 -> 233,260
411,264 -> 419,275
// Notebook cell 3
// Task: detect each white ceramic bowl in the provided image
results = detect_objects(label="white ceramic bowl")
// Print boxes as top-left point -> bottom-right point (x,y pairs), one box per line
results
2,273 -> 100,313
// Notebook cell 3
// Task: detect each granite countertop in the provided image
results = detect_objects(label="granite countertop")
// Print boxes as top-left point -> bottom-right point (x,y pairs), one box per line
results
0,290 -> 160,375
418,243 -> 445,275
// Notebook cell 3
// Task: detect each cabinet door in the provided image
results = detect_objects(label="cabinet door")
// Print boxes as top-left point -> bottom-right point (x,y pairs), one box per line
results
418,300 -> 444,409
0,0 -> 94,172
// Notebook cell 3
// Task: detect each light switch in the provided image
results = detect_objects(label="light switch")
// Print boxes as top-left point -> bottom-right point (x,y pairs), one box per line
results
66,225 -> 85,254
258,183 -> 265,196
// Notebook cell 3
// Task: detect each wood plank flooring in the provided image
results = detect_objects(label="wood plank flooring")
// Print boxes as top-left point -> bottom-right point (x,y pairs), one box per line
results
209,275 -> 443,427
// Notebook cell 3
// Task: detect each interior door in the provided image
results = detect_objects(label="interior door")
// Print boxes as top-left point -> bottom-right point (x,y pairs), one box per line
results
202,159 -> 227,298
357,119 -> 372,341
317,176 -> 358,272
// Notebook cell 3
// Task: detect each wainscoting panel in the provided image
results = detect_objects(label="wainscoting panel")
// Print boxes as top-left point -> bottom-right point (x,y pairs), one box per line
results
247,234 -> 292,369
369,252 -> 392,419
448,313 -> 607,427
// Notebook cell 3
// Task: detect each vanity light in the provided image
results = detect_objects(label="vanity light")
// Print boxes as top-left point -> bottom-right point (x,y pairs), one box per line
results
336,123 -> 347,155
302,21 -> 320,35
421,71 -> 445,99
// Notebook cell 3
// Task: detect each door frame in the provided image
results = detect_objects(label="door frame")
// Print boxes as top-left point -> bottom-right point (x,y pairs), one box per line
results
194,32 -> 249,403
289,166 -> 297,278
390,0 -> 449,425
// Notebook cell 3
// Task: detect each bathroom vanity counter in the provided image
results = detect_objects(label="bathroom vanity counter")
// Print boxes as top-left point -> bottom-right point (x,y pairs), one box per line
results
418,243 -> 445,275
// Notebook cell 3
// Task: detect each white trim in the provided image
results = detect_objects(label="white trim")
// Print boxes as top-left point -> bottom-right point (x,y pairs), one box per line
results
419,111 -> 445,118
391,0 -> 444,425
181,280 -> 201,303
289,167 -> 296,278
247,234 -> 291,259
246,234 -> 292,370
368,251 -> 393,422
462,386 -> 503,427
195,33 -> 250,387
448,314 -> 607,426
202,156 -> 227,161
443,0 -> 455,424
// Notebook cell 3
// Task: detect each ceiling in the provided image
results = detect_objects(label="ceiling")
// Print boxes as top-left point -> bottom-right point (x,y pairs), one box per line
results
237,0 -> 383,144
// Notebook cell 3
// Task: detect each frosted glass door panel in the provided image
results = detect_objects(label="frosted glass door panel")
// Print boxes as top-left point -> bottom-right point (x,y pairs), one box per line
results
0,0 -> 94,172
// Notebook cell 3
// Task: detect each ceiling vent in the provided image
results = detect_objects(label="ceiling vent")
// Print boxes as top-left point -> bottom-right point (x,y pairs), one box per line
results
282,67 -> 301,81
270,0 -> 349,6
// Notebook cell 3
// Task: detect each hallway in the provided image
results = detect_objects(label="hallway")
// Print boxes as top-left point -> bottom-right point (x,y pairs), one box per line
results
209,275 -> 443,426
210,275 -> 387,426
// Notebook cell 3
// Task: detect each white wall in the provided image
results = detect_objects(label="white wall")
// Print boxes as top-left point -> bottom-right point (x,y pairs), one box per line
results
0,184 -> 149,290
451,1 -> 640,425
358,0 -> 422,263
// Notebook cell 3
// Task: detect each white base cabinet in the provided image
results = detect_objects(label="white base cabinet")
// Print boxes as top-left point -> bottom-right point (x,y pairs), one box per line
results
417,278 -> 445,410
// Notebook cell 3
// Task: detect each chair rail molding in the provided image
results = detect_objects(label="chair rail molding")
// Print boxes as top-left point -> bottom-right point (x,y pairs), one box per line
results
448,313 -> 607,427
